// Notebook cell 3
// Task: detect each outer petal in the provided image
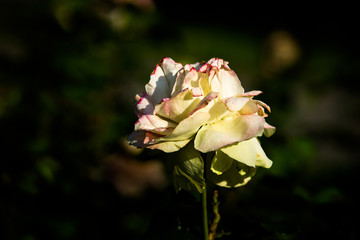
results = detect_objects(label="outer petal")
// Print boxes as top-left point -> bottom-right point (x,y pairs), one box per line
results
264,122 -> 276,137
128,130 -> 191,153
148,139 -> 191,153
173,142 -> 205,193
208,157 -> 256,188
128,130 -> 162,147
135,93 -> 154,117
223,97 -> 249,112
241,90 -> 262,97
211,151 -> 233,175
134,115 -> 175,134
219,137 -> 272,168
208,58 -> 229,69
155,88 -> 202,123
194,115 -> 265,153
210,68 -> 244,99
145,57 -> 183,104
223,96 -> 261,114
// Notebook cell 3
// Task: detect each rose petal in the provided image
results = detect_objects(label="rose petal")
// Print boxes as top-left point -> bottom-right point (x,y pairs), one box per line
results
210,68 -> 244,99
264,122 -> 276,137
194,114 -> 265,153
208,58 -> 229,69
159,110 -> 210,142
128,130 -> 162,147
155,88 -> 202,123
219,137 -> 272,168
183,68 -> 199,88
190,91 -> 219,115
223,97 -> 250,112
211,151 -> 233,175
191,87 -> 203,97
128,130 -> 191,153
198,72 -> 211,96
147,139 -> 191,153
145,57 -> 183,104
208,157 -> 256,188
240,99 -> 259,115
255,100 -> 271,113
135,93 -> 154,117
241,90 -> 263,97
135,114 -> 176,133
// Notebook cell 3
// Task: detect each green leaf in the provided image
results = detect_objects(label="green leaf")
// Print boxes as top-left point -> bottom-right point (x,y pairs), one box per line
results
173,141 -> 205,193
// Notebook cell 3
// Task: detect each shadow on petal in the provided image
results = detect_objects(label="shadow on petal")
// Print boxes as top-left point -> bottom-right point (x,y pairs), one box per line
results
208,159 -> 256,188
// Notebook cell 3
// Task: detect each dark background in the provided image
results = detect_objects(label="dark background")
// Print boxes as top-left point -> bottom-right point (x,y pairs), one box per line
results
1,1 -> 359,239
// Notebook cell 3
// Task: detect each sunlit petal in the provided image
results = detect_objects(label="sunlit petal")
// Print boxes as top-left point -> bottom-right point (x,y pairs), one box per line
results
219,137 -> 272,168
194,115 -> 265,153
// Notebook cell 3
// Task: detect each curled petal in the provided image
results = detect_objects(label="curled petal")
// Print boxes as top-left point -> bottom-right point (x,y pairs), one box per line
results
255,100 -> 271,113
135,114 -> 176,133
199,63 -> 210,73
240,99 -> 259,115
264,122 -> 276,137
208,58 -> 229,69
135,93 -> 154,117
219,137 -> 272,168
155,89 -> 202,123
210,68 -> 244,99
145,57 -> 183,104
241,90 -> 263,97
223,97 -> 249,112
208,157 -> 256,188
194,115 -> 265,153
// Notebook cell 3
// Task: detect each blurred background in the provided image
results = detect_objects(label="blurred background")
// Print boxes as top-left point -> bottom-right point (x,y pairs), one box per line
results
0,0 -> 359,239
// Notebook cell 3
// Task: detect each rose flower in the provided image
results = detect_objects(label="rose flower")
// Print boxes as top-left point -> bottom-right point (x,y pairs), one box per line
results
128,57 -> 275,191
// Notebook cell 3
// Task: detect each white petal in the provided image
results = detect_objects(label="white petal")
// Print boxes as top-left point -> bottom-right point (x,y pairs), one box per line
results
210,68 -> 244,99
145,57 -> 183,104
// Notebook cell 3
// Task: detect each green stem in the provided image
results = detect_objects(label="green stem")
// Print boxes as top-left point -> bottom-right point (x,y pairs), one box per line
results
202,183 -> 209,240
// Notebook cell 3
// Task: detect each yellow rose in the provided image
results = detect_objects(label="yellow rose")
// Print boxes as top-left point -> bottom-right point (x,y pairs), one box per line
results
128,57 -> 275,191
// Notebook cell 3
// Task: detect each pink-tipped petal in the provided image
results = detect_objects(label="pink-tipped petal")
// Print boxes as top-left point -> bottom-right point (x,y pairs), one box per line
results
183,68 -> 198,88
264,122 -> 276,137
190,92 -> 219,115
210,68 -> 244,99
255,100 -> 271,113
241,90 -> 263,97
145,58 -> 183,104
199,63 -> 210,73
192,87 -> 203,97
135,115 -> 176,133
223,97 -> 250,112
155,89 -> 202,123
135,93 -> 154,117
194,114 -> 265,153
239,99 -> 259,115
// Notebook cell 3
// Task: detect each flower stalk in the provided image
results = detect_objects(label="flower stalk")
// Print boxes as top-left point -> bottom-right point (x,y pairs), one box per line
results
202,182 -> 209,240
